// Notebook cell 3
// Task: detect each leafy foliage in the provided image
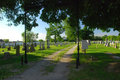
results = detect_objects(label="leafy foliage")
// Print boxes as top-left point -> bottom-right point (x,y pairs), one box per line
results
3,39 -> 9,43
1,0 -> 120,32
45,22 -> 65,43
21,30 -> 38,42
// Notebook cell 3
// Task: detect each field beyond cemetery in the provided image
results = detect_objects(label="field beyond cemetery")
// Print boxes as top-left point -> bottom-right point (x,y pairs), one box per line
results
69,43 -> 120,80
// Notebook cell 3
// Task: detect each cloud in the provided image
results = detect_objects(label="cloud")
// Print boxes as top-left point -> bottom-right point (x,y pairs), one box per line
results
95,33 -> 118,36
37,33 -> 46,41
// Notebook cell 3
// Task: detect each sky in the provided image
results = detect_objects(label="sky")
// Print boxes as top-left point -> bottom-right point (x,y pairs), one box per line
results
0,16 -> 119,41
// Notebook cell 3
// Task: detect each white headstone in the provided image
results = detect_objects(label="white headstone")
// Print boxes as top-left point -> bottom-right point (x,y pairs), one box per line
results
82,40 -> 88,49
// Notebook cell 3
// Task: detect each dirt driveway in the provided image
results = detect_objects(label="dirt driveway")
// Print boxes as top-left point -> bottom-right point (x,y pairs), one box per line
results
4,45 -> 77,80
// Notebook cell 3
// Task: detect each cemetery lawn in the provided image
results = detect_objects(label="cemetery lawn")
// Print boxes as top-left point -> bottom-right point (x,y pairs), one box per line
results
0,44 -> 75,80
69,44 -> 120,80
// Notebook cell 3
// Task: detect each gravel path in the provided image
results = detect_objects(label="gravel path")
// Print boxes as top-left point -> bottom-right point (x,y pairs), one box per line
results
5,45 -> 77,80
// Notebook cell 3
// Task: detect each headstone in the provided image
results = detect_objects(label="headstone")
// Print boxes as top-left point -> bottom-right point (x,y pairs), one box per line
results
8,46 -> 11,51
82,40 -> 88,49
2,43 -> 5,48
3,52 -> 11,59
29,43 -> 35,52
42,41 -> 45,50
47,39 -> 50,48
16,45 -> 20,56
87,40 -> 91,45
34,42 -> 36,47
14,42 -> 16,49
114,43 -> 117,48
105,38 -> 107,46
56,43 -> 58,47
39,42 -> 42,50
26,44 -> 29,52
106,42 -> 109,47
60,43 -> 62,46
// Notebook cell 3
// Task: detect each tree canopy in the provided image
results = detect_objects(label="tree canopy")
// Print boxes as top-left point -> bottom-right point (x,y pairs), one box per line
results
1,0 -> 120,31
21,30 -> 38,42
45,22 -> 65,43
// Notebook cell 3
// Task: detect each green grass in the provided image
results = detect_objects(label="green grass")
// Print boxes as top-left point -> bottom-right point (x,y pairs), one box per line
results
41,64 -> 56,75
0,43 -> 75,80
53,45 -> 75,63
41,44 -> 76,75
69,44 -> 120,80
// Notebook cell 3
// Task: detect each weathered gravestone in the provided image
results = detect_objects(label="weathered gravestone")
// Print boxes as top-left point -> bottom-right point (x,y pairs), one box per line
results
87,40 -> 91,45
105,38 -> 108,46
8,46 -> 11,51
26,44 -> 29,52
60,42 -> 62,46
16,45 -> 20,55
14,42 -> 16,49
2,43 -> 5,48
81,40 -> 88,53
106,42 -> 110,47
34,42 -> 37,47
39,42 -> 42,50
114,43 -> 117,48
56,43 -> 58,47
42,41 -> 45,50
3,52 -> 11,59
47,39 -> 50,48
29,43 -> 35,52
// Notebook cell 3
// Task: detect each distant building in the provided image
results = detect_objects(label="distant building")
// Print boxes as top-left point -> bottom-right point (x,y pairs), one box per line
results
0,39 -> 5,44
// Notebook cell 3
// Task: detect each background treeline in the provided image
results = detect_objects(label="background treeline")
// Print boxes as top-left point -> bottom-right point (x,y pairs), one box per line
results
91,35 -> 120,41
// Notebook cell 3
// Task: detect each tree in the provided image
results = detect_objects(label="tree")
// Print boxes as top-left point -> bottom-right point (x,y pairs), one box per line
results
22,30 -> 38,42
3,39 -> 9,43
45,22 -> 65,44
38,39 -> 43,42
102,35 -> 107,41
1,0 -> 120,32
62,17 -> 79,42
80,26 -> 94,40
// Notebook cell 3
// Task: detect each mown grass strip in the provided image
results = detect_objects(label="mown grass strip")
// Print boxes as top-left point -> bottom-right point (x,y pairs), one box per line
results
53,45 -> 76,63
41,45 -> 76,75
